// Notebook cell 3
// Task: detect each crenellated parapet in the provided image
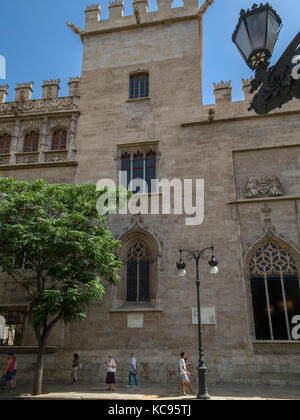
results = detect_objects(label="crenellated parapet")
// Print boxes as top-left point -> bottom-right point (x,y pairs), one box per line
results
68,77 -> 81,97
83,0 -> 201,32
0,78 -> 80,117
42,79 -> 61,100
85,3 -> 101,26
15,82 -> 34,102
242,78 -> 254,101
108,0 -> 124,19
213,81 -> 232,104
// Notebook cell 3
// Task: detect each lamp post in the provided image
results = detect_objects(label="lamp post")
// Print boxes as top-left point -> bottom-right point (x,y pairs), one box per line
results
232,3 -> 300,115
176,246 -> 218,400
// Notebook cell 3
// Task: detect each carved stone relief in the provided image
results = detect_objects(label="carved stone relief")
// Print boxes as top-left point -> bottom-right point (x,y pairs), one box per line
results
245,176 -> 284,199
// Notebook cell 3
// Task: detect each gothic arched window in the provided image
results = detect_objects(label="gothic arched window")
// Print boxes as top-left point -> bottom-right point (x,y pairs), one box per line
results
126,241 -> 150,303
51,130 -> 68,151
249,242 -> 300,341
0,133 -> 11,154
23,131 -> 39,153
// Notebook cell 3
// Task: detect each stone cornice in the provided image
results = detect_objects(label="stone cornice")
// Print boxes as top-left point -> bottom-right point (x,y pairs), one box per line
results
0,161 -> 78,170
227,195 -> 300,206
181,108 -> 300,127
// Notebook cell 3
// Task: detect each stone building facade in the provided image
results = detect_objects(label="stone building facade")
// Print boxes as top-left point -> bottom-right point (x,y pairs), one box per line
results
1,0 -> 300,386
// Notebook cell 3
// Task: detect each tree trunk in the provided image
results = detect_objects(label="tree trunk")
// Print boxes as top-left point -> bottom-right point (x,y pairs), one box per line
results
33,342 -> 45,396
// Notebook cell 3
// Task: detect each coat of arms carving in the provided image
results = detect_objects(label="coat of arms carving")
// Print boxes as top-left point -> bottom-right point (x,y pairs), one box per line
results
244,176 -> 284,199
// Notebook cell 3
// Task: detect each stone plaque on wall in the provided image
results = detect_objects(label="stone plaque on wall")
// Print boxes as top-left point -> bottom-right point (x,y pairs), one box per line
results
192,307 -> 216,325
127,313 -> 144,328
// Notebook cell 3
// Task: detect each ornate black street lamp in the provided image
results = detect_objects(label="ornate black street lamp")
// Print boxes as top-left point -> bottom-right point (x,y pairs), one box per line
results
176,246 -> 218,400
233,3 -> 300,115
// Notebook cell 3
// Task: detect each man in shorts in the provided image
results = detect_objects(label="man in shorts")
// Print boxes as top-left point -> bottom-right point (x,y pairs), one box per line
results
4,353 -> 16,391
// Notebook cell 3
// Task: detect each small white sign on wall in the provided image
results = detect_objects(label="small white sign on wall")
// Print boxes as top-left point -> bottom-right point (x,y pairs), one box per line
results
127,313 -> 144,329
192,307 -> 216,325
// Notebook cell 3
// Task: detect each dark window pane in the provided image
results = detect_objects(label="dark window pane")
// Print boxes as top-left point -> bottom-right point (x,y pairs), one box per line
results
251,277 -> 271,340
121,154 -> 131,188
284,276 -> 300,339
133,154 -> 144,193
268,276 -> 289,340
145,153 -> 156,193
139,260 -> 150,302
0,134 -> 11,154
51,130 -> 67,150
127,261 -> 137,302
129,73 -> 149,99
24,132 -> 39,152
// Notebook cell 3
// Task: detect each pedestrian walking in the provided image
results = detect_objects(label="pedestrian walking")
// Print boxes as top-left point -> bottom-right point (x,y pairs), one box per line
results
183,355 -> 193,394
4,353 -> 16,391
126,353 -> 138,388
179,352 -> 191,396
72,353 -> 80,384
105,355 -> 116,391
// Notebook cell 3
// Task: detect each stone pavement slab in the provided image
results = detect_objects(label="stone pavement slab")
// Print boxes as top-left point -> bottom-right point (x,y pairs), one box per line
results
0,383 -> 300,400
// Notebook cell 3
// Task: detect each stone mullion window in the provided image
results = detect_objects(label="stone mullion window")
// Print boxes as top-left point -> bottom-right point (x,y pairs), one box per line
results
120,148 -> 157,194
116,229 -> 159,309
250,242 -> 300,341
126,242 -> 150,303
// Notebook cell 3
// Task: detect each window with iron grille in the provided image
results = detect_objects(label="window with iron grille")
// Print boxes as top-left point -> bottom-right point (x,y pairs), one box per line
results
129,73 -> 149,99
51,130 -> 68,151
249,242 -> 300,341
0,133 -> 11,154
23,132 -> 39,153
0,311 -> 25,346
121,150 -> 156,194
126,242 -> 150,303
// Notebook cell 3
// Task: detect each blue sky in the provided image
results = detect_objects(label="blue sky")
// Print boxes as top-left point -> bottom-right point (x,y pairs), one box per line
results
0,0 -> 299,104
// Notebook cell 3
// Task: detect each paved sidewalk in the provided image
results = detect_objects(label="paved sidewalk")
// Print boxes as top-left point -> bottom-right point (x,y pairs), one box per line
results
0,382 -> 300,400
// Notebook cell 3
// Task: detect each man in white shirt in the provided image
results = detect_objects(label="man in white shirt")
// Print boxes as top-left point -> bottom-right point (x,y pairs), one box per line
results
126,353 -> 138,388
179,352 -> 190,395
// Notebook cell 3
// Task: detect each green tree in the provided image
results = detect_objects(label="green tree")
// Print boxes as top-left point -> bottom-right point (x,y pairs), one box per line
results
0,177 -> 123,395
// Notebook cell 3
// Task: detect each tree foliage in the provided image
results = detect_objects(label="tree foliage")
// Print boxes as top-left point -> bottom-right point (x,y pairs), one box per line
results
0,177 -> 122,343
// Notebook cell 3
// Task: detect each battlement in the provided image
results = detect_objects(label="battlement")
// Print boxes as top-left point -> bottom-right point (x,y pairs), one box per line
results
83,0 -> 200,33
210,79 -> 256,107
213,81 -> 232,104
0,78 -> 81,116
42,79 -> 61,100
242,77 -> 254,101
